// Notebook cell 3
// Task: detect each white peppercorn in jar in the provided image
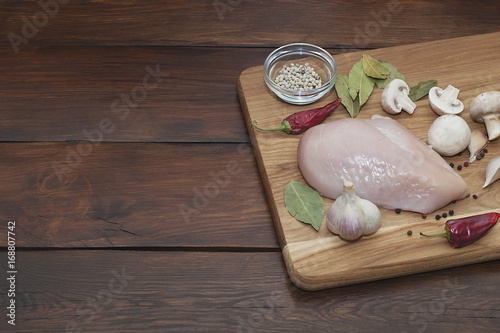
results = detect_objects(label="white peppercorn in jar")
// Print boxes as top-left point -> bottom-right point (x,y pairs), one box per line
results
263,43 -> 337,105
274,62 -> 322,92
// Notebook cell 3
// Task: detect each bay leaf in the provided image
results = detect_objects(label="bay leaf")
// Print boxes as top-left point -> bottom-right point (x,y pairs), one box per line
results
348,59 -> 374,106
409,79 -> 438,101
362,54 -> 390,79
350,95 -> 361,118
335,75 -> 359,118
285,180 -> 324,231
372,61 -> 407,89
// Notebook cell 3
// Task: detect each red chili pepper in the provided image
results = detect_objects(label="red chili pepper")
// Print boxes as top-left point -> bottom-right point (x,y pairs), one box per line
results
420,212 -> 499,248
252,98 -> 341,135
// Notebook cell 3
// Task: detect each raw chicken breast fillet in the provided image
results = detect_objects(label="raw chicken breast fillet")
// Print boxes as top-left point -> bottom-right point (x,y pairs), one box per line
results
297,115 -> 468,213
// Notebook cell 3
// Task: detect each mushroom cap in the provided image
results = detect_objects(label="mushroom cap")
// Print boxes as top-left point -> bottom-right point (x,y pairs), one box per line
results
427,114 -> 471,156
428,85 -> 464,116
470,91 -> 500,123
380,79 -> 415,115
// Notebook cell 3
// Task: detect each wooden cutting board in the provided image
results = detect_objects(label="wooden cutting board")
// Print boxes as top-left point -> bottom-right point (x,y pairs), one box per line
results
237,32 -> 500,291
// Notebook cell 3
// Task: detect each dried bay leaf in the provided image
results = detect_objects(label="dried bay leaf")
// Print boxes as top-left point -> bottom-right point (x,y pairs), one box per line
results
409,79 -> 438,101
285,180 -> 324,231
348,59 -> 363,99
334,75 -> 350,103
348,59 -> 374,107
335,75 -> 359,118
372,61 -> 407,89
363,54 -> 390,79
349,95 -> 361,118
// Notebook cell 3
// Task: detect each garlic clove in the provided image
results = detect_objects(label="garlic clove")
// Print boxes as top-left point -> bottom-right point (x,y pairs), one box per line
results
468,130 -> 489,163
336,205 -> 364,241
360,198 -> 382,235
326,198 -> 345,236
483,156 -> 500,188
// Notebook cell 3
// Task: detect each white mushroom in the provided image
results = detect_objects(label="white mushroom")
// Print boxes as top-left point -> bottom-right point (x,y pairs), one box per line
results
427,114 -> 471,156
380,79 -> 416,115
428,85 -> 464,115
470,91 -> 500,141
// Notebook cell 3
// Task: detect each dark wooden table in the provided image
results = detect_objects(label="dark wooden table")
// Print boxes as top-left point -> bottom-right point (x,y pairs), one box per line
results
0,1 -> 499,332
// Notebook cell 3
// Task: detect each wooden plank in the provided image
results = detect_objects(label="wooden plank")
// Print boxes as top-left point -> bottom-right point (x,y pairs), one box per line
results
0,46 -> 272,143
0,1 -> 499,47
238,32 -> 500,290
0,250 -> 499,332
0,142 -> 278,248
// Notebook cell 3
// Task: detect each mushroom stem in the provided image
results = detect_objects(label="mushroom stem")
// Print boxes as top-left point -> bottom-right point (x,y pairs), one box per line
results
483,114 -> 500,141
441,85 -> 460,105
398,97 -> 417,115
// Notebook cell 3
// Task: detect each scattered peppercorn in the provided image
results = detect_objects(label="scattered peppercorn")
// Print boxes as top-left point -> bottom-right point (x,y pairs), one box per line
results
483,148 -> 488,153
480,152 -> 485,158
452,200 -> 457,204
477,155 -> 482,161
422,213 -> 427,219
473,194 -> 478,199
407,230 -> 413,236
449,162 -> 455,168
436,215 -> 442,220
464,162 -> 470,167
395,208 -> 402,214
449,210 -> 454,216
457,165 -> 463,171
442,212 -> 448,218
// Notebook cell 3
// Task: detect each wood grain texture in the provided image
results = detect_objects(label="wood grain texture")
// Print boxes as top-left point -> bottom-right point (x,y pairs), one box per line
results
0,0 -> 498,47
0,46 -> 270,143
0,142 -> 278,248
0,250 -> 499,332
238,32 -> 500,290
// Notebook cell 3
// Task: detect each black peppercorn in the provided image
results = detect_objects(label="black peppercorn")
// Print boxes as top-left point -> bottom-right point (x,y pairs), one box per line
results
449,210 -> 455,216
449,162 -> 454,168
435,215 -> 442,220
395,208 -> 401,214
473,194 -> 478,199
407,230 -> 413,236
442,212 -> 448,218
457,165 -> 463,171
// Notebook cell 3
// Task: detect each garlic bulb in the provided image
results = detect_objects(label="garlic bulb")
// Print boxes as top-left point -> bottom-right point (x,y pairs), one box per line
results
483,156 -> 500,188
326,179 -> 381,241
